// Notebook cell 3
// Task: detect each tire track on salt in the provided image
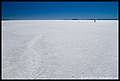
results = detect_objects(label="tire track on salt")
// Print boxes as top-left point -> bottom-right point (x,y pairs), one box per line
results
25,34 -> 60,79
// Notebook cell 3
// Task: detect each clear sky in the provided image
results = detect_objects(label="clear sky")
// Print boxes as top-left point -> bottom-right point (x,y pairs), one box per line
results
2,1 -> 118,20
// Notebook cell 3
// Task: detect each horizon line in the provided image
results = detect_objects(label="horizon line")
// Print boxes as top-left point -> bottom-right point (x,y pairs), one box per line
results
1,19 -> 119,20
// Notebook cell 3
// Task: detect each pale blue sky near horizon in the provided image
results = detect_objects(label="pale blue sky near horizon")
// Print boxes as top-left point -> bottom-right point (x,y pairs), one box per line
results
2,1 -> 119,20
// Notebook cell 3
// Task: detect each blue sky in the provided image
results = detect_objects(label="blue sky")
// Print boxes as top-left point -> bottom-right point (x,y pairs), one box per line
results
2,1 -> 118,20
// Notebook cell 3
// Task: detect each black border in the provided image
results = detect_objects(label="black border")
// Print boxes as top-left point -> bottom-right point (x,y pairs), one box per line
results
0,0 -> 119,80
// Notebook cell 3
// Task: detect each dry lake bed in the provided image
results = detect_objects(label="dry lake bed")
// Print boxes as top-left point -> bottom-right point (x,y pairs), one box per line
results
2,20 -> 118,79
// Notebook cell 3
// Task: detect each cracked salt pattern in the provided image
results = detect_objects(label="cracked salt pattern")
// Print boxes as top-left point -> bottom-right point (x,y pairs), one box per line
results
2,20 -> 118,79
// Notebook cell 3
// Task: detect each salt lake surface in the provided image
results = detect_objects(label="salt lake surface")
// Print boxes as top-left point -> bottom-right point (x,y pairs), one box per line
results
2,20 -> 118,79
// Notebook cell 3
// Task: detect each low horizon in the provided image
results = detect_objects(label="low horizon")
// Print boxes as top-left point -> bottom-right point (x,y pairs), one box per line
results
2,18 -> 118,20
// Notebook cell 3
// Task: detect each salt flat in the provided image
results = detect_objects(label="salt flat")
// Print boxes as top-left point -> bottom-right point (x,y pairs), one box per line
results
2,20 -> 118,79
